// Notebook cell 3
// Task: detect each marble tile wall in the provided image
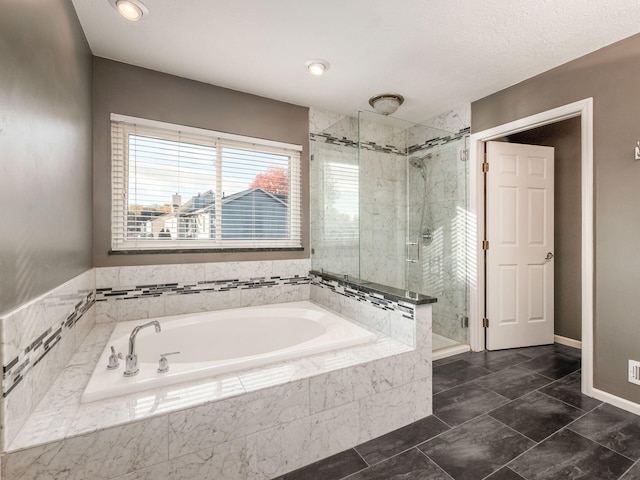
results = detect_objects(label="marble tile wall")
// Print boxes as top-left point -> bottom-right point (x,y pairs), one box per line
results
94,259 -> 312,323
309,108 -> 408,290
1,303 -> 432,480
0,269 -> 96,449
310,275 -> 420,348
1,259 -> 310,452
358,148 -> 406,290
406,131 -> 470,344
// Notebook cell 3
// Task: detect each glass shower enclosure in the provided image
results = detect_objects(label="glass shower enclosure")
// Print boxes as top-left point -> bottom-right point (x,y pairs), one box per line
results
310,110 -> 470,350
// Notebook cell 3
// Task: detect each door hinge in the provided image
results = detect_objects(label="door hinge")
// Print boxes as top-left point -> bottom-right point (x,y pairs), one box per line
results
482,317 -> 489,328
482,161 -> 489,173
482,240 -> 489,250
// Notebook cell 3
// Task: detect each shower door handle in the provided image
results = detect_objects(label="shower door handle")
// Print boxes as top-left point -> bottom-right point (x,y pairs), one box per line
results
406,241 -> 420,264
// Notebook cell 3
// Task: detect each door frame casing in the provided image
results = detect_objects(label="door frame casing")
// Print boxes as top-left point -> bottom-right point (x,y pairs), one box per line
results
468,98 -> 594,397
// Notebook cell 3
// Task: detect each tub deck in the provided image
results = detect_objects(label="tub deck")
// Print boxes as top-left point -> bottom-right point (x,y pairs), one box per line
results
7,311 -> 412,452
82,301 -> 376,403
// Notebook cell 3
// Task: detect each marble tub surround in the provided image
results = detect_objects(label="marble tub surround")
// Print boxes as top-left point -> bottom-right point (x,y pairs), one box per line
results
7,321 -> 413,451
310,273 -> 434,349
310,270 -> 437,306
95,259 -> 311,323
3,300 -> 432,479
0,269 -> 96,450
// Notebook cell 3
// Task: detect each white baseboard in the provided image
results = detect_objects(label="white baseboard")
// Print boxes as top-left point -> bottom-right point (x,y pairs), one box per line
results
554,335 -> 582,349
591,387 -> 640,416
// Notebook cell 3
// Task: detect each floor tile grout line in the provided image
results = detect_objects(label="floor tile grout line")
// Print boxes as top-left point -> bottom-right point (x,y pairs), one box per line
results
343,417 -> 456,474
478,465 -> 529,480
415,446 -> 456,480
339,446 -> 431,479
352,422 -> 455,472
336,449 -> 371,480
617,457 -> 640,480
433,354 -> 580,398
562,412 -> 640,464
433,378 -> 512,411
565,425 -> 640,463
486,412 -> 541,444
432,413 -> 454,430
533,385 -> 601,413
351,446 -> 370,468
493,412 -> 599,475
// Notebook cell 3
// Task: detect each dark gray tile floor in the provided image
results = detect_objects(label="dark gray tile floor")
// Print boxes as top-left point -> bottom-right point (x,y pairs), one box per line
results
274,344 -> 640,480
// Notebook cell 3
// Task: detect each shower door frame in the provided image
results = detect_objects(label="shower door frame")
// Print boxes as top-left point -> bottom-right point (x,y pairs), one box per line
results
469,98 -> 596,400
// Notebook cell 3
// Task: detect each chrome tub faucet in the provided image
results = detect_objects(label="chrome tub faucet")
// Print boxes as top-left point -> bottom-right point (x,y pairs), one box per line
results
124,320 -> 161,377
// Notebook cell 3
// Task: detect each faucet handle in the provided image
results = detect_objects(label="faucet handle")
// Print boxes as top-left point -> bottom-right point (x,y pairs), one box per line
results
157,351 -> 180,374
107,346 -> 123,370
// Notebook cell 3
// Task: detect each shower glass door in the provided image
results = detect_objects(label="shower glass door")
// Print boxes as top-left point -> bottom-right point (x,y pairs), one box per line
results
406,125 -> 470,347
310,110 -> 470,348
310,115 -> 360,280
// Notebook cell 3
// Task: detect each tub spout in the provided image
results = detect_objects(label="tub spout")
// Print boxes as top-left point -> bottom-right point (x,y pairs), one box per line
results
124,320 -> 161,377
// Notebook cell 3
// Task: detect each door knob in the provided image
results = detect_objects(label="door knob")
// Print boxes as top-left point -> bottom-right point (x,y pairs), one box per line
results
545,252 -> 554,260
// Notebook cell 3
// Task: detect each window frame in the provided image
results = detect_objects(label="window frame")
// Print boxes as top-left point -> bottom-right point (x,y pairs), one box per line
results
110,113 -> 303,252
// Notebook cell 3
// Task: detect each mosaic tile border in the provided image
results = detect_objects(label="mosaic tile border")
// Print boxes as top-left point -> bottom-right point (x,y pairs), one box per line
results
310,133 -> 405,155
310,274 -> 415,321
2,274 -> 310,399
95,275 -> 312,302
2,290 -> 95,398
407,127 -> 470,155
310,127 -> 470,157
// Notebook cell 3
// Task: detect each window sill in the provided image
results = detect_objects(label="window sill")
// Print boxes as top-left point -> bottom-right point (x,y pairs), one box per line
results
109,247 -> 305,255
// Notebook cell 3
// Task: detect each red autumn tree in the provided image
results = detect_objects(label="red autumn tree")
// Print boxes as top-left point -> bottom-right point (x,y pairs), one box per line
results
249,167 -> 289,195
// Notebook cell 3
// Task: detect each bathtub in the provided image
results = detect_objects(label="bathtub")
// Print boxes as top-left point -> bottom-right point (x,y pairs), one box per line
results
81,300 -> 376,403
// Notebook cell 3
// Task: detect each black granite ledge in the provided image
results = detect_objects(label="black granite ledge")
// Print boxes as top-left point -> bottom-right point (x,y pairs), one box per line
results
310,270 -> 437,306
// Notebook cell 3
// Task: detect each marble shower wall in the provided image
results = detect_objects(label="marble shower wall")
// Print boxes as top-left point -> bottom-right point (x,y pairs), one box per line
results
407,104 -> 470,344
358,117 -> 407,291
310,105 -> 472,344
309,109 -> 407,290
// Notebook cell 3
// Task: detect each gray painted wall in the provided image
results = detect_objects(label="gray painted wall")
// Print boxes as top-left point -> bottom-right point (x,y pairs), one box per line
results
0,0 -> 93,316
496,117 -> 582,341
472,33 -> 640,402
92,58 -> 310,267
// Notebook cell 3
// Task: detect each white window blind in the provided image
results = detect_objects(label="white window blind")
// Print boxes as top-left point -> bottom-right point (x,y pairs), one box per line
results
323,161 -> 359,243
111,114 -> 302,251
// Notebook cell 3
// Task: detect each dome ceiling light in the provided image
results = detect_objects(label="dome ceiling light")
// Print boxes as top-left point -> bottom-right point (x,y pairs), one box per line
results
368,93 -> 405,116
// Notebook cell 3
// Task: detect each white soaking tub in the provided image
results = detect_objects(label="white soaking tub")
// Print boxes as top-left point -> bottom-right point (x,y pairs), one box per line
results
81,301 -> 376,403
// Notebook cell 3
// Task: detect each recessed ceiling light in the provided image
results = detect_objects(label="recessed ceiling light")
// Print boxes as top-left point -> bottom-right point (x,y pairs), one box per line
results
305,59 -> 330,76
110,0 -> 149,21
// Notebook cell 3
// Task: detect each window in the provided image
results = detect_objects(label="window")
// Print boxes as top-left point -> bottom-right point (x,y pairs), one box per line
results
111,114 -> 302,251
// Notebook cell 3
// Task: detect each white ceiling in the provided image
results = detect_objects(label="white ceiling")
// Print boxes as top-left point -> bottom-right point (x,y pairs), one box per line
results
72,0 -> 640,123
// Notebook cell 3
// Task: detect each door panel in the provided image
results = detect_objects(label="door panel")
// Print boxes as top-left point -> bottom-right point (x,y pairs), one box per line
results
498,265 -> 518,325
486,141 -> 554,350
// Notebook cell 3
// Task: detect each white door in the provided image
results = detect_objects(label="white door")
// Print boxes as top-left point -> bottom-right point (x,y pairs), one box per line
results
486,141 -> 555,350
